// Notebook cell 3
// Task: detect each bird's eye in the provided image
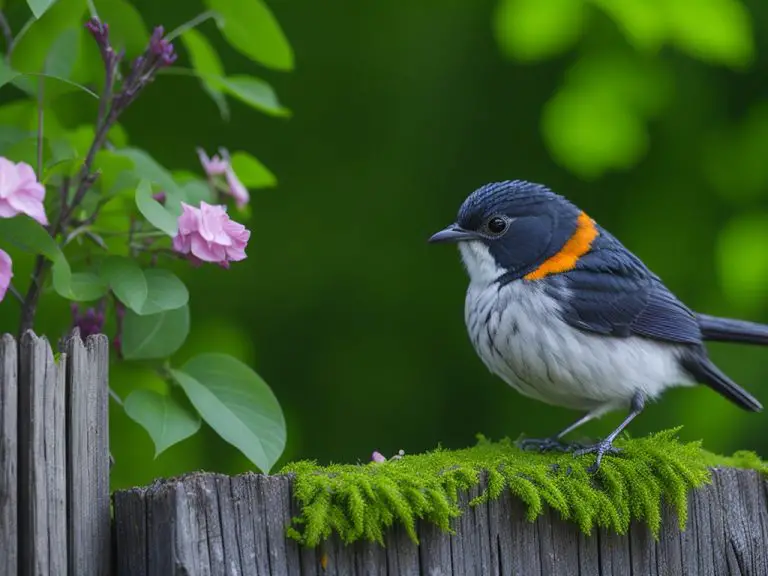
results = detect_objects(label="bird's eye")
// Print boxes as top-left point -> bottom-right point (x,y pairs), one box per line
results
486,216 -> 508,235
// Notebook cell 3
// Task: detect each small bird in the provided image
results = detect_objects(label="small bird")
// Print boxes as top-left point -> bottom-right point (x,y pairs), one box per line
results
429,180 -> 767,470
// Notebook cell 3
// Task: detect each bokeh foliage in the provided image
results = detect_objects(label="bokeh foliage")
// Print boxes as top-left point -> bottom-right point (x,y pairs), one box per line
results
1,0 -> 767,490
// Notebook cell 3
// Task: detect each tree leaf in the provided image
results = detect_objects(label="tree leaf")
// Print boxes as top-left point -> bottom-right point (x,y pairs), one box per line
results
179,178 -> 215,205
135,269 -> 189,315
494,0 -> 586,62
117,148 -> 182,199
213,75 -> 290,117
666,0 -> 753,68
69,271 -> 109,302
124,389 -> 201,457
121,304 -> 190,360
172,354 -> 286,473
12,0 -> 87,75
99,255 -> 148,312
135,179 -> 179,237
0,59 -> 19,88
205,0 -> 294,71
0,214 -> 103,301
230,151 -> 276,188
26,0 -> 57,19
181,28 -> 230,120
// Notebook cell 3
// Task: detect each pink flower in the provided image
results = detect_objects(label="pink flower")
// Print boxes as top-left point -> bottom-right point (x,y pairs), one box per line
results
196,147 -> 250,208
225,165 -> 249,208
0,249 -> 12,303
196,147 -> 228,176
172,201 -> 250,267
0,157 -> 48,225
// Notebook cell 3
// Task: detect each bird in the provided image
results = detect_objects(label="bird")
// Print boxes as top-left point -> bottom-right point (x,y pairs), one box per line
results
428,180 -> 767,471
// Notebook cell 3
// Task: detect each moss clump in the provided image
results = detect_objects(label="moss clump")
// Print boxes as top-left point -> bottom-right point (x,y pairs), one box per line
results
280,428 -> 767,547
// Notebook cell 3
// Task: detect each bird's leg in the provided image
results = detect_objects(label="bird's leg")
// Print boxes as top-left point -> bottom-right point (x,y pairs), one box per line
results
517,411 -> 597,453
573,391 -> 646,472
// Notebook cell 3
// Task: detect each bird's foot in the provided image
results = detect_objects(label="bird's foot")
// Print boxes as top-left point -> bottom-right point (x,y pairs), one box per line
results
517,437 -> 574,453
573,439 -> 622,473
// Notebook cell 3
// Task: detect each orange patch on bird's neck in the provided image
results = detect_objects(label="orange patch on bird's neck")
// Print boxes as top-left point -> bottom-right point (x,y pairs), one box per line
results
524,211 -> 598,281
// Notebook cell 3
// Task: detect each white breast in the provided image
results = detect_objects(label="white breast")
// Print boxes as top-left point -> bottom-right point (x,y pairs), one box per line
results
458,241 -> 694,415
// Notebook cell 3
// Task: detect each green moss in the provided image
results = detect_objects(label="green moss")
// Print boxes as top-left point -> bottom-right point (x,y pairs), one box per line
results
280,428 -> 767,547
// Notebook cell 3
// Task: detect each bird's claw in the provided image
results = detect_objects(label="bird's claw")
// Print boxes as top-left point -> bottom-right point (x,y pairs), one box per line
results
517,437 -> 573,453
573,439 -> 622,472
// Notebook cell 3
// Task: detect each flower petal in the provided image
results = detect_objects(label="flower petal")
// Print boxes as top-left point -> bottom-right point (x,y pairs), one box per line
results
0,248 -> 13,302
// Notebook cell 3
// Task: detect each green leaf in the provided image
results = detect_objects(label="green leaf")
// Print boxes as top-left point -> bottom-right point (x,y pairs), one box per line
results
0,59 -> 19,87
121,304 -> 190,360
0,55 -> 97,98
205,0 -> 294,70
213,75 -> 290,117
69,272 -> 109,302
135,179 -> 179,237
0,214 -> 59,258
494,0 -> 586,62
43,26 -> 79,80
591,0 -> 666,52
717,214 -> 768,312
172,354 -> 286,473
12,0 -> 87,75
230,151 -> 276,188
99,255 -> 148,312
26,0 -> 57,19
117,148 -> 182,197
0,214 -> 94,301
124,389 -> 201,457
180,178 -> 215,205
181,28 -> 230,120
135,269 -> 189,315
666,0 -> 753,67
92,0 -> 149,57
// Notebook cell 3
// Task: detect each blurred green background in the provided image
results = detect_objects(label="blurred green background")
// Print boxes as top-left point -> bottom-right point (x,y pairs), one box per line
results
3,0 -> 768,490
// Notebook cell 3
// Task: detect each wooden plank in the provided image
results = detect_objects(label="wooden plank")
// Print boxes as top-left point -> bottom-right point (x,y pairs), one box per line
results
114,487 -> 148,576
0,334 -> 17,576
18,331 -> 67,576
66,332 -> 111,575
114,468 -> 768,575
260,474 -> 301,575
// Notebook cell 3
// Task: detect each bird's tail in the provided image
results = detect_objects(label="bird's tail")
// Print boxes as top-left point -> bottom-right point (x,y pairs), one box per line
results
681,354 -> 763,412
697,313 -> 768,346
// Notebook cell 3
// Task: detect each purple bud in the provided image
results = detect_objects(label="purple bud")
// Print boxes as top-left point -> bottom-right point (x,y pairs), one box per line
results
71,304 -> 106,339
85,18 -> 109,44
371,451 -> 386,463
148,26 -> 177,67
152,191 -> 166,203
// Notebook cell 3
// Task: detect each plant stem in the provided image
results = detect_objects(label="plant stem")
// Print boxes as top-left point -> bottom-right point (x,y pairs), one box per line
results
0,11 -> 12,62
36,77 -> 44,182
8,283 -> 23,304
85,0 -> 100,20
165,10 -> 218,42
19,60 -> 118,335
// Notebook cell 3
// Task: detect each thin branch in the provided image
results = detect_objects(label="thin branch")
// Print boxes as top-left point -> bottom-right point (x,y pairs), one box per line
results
8,283 -> 23,304
36,77 -> 44,182
165,10 -> 218,42
0,11 -> 12,61
85,0 -> 100,20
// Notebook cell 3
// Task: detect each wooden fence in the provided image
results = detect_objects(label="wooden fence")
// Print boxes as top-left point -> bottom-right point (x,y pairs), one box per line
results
1,331 -> 110,576
1,333 -> 767,575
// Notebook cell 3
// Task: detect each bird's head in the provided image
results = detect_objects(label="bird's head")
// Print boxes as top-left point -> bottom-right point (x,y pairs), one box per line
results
429,180 -> 596,285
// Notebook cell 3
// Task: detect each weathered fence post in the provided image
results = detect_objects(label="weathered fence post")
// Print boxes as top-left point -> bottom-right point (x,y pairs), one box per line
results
0,334 -> 18,576
0,331 -> 111,576
113,468 -> 768,576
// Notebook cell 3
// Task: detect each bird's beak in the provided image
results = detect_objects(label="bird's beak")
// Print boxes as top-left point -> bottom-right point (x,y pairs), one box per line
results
428,224 -> 477,244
